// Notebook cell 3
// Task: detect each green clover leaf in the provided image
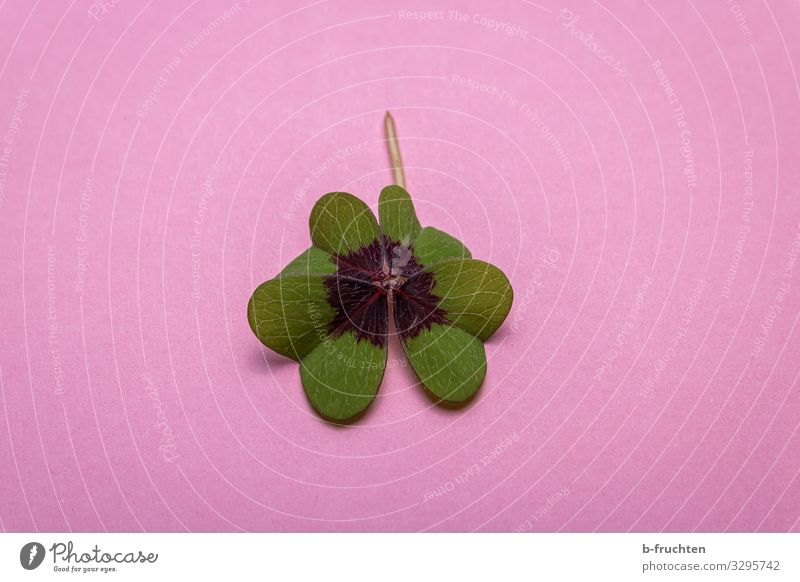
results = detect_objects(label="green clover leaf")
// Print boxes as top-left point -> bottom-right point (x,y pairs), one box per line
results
248,113 -> 512,422
248,185 -> 513,422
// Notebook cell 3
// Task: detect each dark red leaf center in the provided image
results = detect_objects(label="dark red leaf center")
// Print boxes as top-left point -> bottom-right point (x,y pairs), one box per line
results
323,237 -> 447,346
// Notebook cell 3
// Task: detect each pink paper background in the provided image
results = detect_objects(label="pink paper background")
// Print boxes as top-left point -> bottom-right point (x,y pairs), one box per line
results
1,0 -> 799,532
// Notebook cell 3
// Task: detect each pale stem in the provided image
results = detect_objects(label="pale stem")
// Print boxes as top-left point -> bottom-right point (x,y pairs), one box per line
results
384,111 -> 406,189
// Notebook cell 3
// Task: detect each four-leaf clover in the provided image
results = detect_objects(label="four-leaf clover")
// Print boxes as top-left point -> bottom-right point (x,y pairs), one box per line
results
248,186 -> 513,422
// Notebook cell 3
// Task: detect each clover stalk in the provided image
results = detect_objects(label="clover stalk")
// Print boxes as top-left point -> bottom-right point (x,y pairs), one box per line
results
384,111 -> 406,189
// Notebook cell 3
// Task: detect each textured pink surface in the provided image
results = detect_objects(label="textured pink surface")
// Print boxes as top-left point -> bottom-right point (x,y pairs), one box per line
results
1,0 -> 799,532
